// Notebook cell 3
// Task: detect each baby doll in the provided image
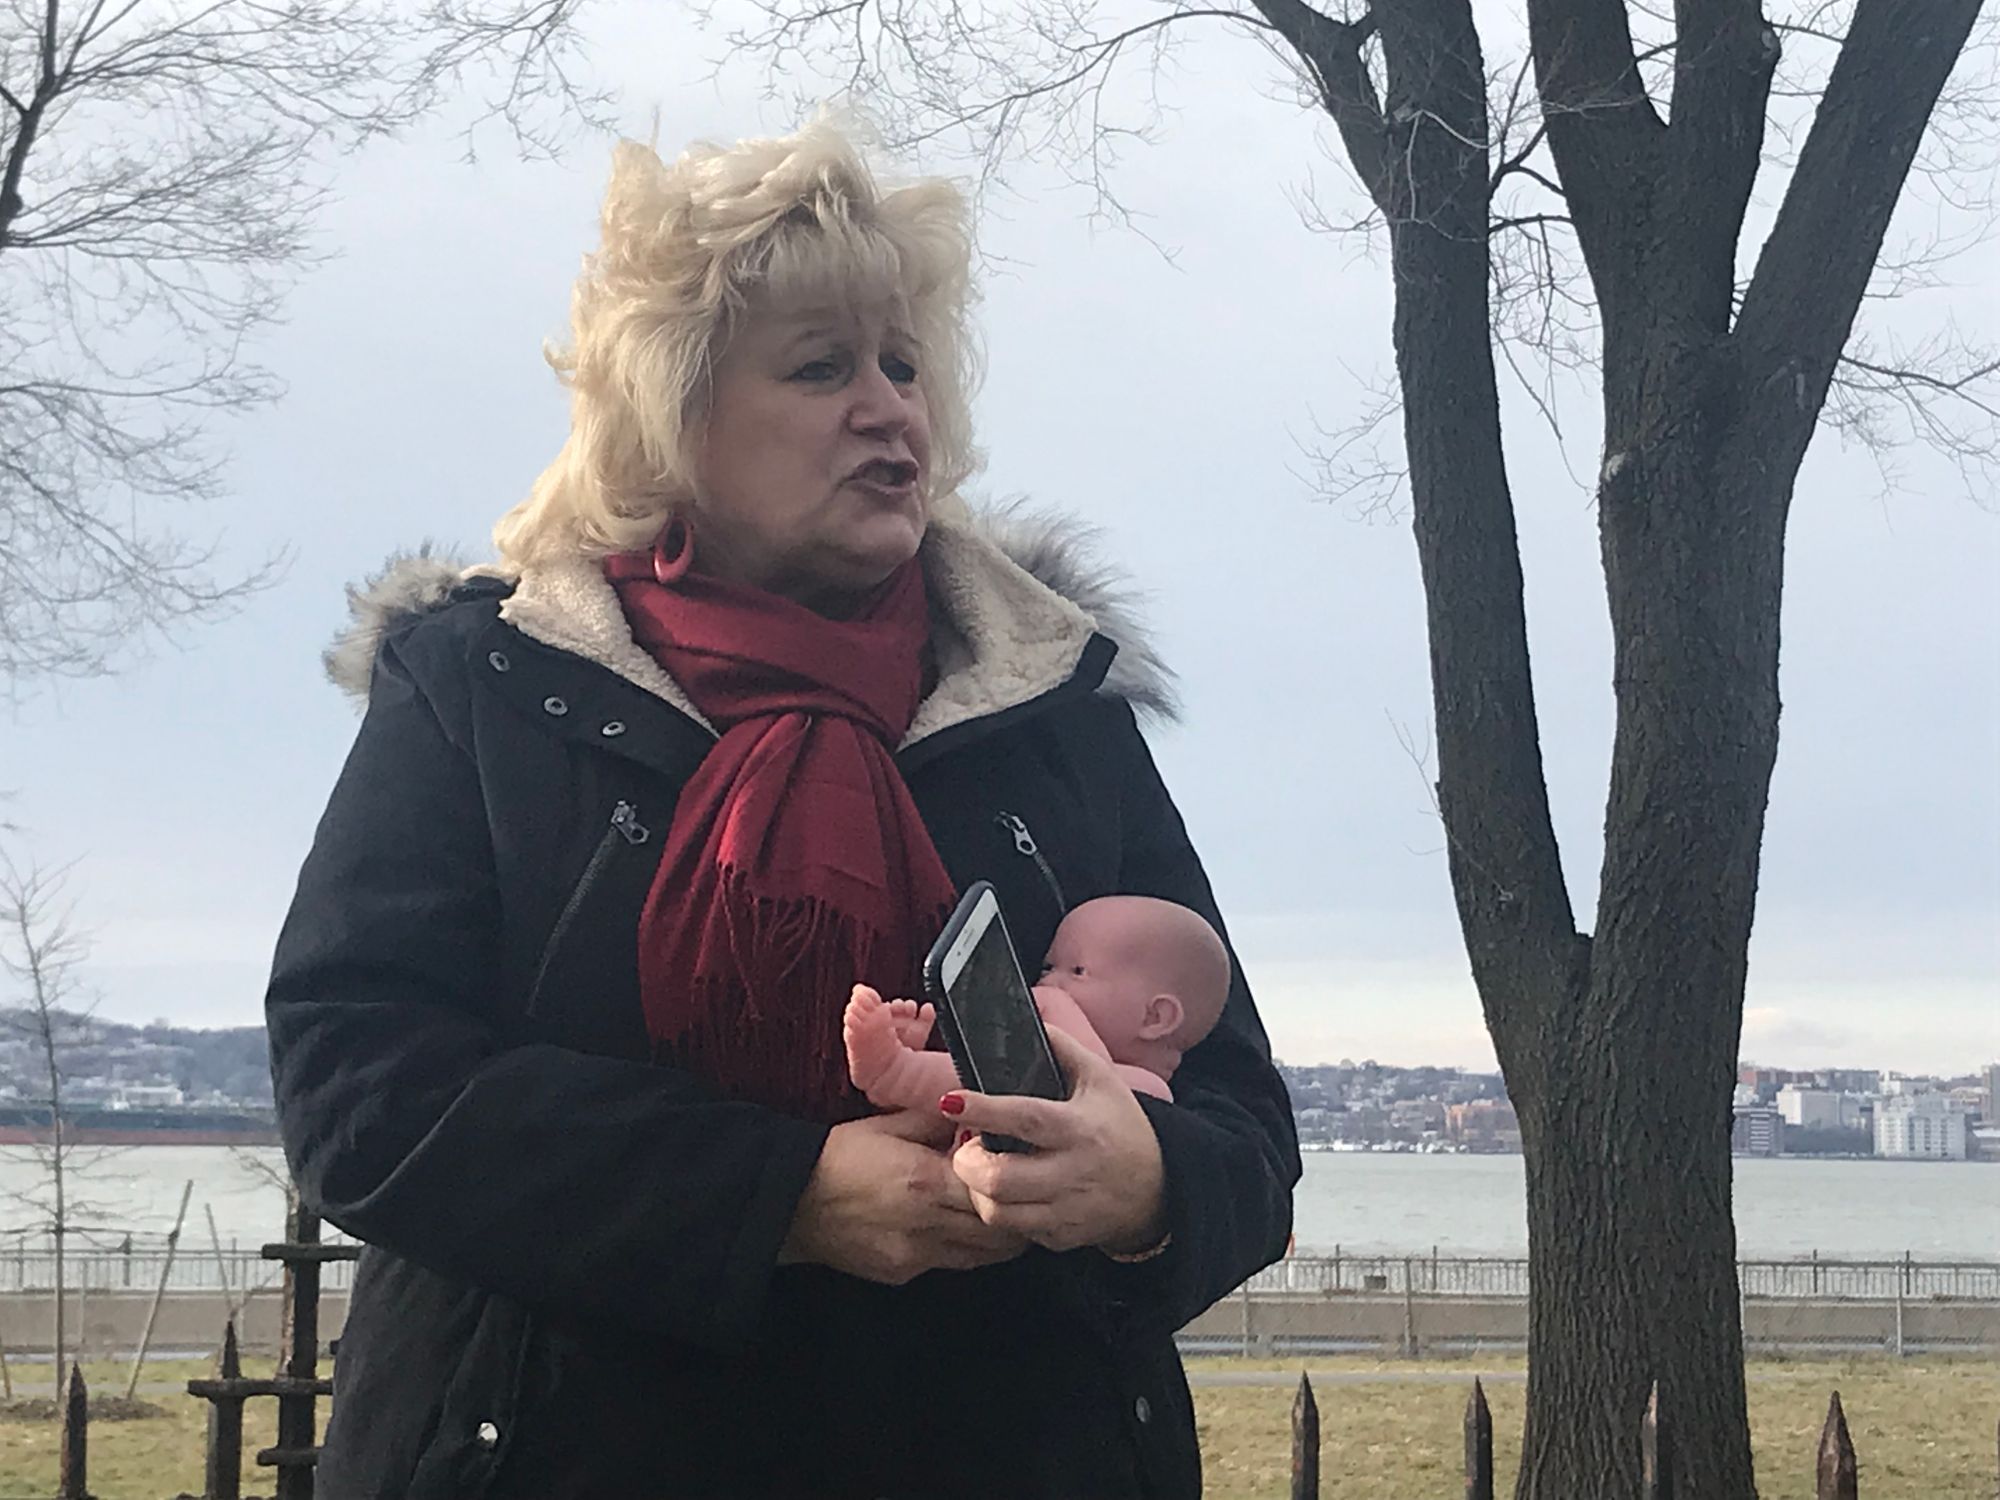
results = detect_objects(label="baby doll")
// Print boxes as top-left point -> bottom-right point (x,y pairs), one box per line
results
844,894 -> 1231,1106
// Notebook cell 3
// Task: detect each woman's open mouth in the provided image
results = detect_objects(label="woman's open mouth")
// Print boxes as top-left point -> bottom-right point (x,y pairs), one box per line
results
847,458 -> 921,498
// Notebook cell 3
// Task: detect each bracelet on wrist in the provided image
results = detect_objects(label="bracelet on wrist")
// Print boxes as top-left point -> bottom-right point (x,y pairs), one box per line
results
1101,1231 -> 1173,1264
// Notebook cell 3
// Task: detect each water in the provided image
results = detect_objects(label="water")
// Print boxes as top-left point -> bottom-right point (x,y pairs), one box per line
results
1293,1152 -> 2000,1260
0,1145 -> 292,1252
0,1146 -> 1991,1262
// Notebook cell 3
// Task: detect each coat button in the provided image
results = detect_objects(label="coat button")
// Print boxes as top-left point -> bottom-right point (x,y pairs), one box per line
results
600,720 -> 626,737
1133,1395 -> 1152,1424
487,651 -> 510,673
475,1420 -> 501,1449
542,695 -> 569,716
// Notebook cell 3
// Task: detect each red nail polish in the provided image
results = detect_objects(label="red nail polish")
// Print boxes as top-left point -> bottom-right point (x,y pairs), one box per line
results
938,1093 -> 965,1117
957,1129 -> 974,1147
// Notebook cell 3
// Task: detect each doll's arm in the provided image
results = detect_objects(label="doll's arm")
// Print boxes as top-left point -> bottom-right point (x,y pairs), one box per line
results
1112,1062 -> 1174,1103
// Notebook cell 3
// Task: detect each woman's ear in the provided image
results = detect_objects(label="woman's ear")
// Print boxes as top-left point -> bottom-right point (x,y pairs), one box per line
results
1139,993 -> 1186,1041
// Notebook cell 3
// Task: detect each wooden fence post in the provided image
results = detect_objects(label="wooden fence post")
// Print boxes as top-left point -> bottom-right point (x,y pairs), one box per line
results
1464,1378 -> 1494,1500
269,1195 -> 324,1500
1814,1389 -> 1857,1500
1641,1380 -> 1672,1500
57,1364 -> 89,1500
1290,1371 -> 1318,1500
202,1320 -> 246,1500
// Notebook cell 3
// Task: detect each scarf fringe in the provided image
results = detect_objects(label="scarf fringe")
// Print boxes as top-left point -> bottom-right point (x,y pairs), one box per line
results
648,875 -> 953,1122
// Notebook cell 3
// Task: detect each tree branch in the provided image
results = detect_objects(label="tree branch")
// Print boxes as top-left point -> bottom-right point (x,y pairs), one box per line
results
1364,0 -> 1585,1073
1733,0 -> 1985,464
1251,1 -> 1393,213
1664,0 -> 1780,331
1525,0 -> 1668,313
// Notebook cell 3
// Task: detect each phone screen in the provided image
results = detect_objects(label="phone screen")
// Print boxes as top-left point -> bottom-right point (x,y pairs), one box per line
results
941,900 -> 1066,1103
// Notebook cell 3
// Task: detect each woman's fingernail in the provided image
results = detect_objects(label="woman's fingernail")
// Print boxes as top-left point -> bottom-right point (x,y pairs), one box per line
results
938,1093 -> 966,1116
957,1129 -> 974,1147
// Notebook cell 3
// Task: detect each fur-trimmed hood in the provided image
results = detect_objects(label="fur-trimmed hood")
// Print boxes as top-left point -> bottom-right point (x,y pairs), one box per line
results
325,506 -> 1177,743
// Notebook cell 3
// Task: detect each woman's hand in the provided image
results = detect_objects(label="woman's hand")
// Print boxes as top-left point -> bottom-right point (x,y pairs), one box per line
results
778,1107 -> 1030,1284
943,1026 -> 1168,1255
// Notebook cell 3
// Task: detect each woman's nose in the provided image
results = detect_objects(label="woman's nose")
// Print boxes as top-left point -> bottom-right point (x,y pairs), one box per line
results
847,363 -> 912,434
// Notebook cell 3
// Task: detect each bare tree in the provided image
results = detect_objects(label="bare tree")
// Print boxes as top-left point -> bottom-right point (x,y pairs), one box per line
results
0,0 -> 601,692
0,854 -> 107,1398
708,2 -> 1992,1495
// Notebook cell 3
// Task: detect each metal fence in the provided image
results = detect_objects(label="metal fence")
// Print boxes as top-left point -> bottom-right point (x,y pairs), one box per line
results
1178,1252 -> 2000,1359
1243,1250 -> 2000,1301
0,1241 -> 358,1295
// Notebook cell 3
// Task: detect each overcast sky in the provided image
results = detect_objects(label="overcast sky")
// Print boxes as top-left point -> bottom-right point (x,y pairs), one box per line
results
5,2 -> 1996,1077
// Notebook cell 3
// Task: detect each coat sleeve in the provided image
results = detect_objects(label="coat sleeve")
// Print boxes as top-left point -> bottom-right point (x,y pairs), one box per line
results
1094,698 -> 1301,1333
265,625 -> 828,1351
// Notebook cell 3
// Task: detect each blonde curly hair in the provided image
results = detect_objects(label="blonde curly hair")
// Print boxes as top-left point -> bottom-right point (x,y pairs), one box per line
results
495,121 -> 981,566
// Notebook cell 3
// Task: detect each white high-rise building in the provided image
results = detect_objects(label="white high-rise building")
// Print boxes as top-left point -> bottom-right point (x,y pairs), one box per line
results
1874,1092 -> 1970,1160
1777,1086 -> 1840,1129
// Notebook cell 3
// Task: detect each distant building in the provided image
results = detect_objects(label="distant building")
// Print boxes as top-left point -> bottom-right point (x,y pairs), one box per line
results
1731,1104 -> 1783,1157
1874,1092 -> 1970,1160
1982,1061 -> 2000,1122
1446,1099 -> 1521,1153
111,1084 -> 185,1109
1971,1123 -> 2000,1163
1776,1086 -> 1864,1131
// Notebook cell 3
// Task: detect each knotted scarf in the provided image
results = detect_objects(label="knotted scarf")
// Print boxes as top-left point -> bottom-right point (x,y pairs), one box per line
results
602,523 -> 956,1120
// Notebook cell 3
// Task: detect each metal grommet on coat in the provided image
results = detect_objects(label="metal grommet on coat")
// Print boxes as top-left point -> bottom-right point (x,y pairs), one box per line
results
542,696 -> 569,717
486,651 -> 510,673
600,720 -> 626,737
1132,1396 -> 1152,1425
475,1420 -> 501,1449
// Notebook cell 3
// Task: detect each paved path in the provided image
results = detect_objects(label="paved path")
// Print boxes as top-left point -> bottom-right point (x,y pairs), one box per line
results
1187,1368 -> 1524,1387
1185,1366 -> 1843,1388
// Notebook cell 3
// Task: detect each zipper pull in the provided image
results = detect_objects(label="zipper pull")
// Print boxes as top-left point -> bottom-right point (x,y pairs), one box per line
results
996,812 -> 1039,856
995,811 -> 1067,913
611,801 -> 650,846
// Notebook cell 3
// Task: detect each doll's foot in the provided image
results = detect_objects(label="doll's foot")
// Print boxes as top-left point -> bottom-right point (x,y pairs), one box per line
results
844,985 -> 914,1094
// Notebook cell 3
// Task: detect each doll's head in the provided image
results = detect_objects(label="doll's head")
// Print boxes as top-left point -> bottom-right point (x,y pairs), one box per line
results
1036,896 -> 1231,1082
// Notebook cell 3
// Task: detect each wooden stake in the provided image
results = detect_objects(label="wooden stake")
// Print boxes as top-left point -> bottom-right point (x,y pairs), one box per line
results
203,1319 -> 244,1500
126,1179 -> 193,1400
1815,1390 -> 1858,1500
57,1364 -> 88,1500
1464,1377 -> 1494,1500
1290,1370 -> 1319,1500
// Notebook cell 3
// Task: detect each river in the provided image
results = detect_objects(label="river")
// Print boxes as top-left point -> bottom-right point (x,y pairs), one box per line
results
0,1146 -> 1992,1261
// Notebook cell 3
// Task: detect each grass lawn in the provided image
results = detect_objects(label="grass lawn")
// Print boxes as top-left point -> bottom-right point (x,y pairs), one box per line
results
1192,1356 -> 2000,1500
0,1359 -> 276,1500
0,1354 -> 1986,1497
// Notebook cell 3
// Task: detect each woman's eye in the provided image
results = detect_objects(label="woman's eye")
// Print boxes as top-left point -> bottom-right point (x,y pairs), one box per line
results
791,358 -> 841,382
882,354 -> 918,384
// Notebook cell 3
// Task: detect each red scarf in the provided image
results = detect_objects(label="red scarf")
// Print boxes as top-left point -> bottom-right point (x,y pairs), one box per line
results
602,524 -> 956,1120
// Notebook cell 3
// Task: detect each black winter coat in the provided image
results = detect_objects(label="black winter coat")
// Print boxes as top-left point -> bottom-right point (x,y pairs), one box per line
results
266,520 -> 1300,1500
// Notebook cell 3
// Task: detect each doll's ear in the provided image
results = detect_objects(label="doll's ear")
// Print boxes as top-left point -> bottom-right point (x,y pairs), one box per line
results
1140,993 -> 1186,1041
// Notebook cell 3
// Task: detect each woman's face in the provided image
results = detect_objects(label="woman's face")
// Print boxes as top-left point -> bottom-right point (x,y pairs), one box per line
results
690,301 -> 932,612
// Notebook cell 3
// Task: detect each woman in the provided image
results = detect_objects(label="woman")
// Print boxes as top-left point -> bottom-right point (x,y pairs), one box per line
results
269,121 -> 1299,1500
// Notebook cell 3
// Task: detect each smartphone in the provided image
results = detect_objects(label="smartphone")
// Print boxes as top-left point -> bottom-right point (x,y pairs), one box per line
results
923,881 -> 1069,1152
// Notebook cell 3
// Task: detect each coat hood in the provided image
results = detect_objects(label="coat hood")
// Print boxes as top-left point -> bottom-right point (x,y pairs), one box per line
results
324,506 -> 1178,737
